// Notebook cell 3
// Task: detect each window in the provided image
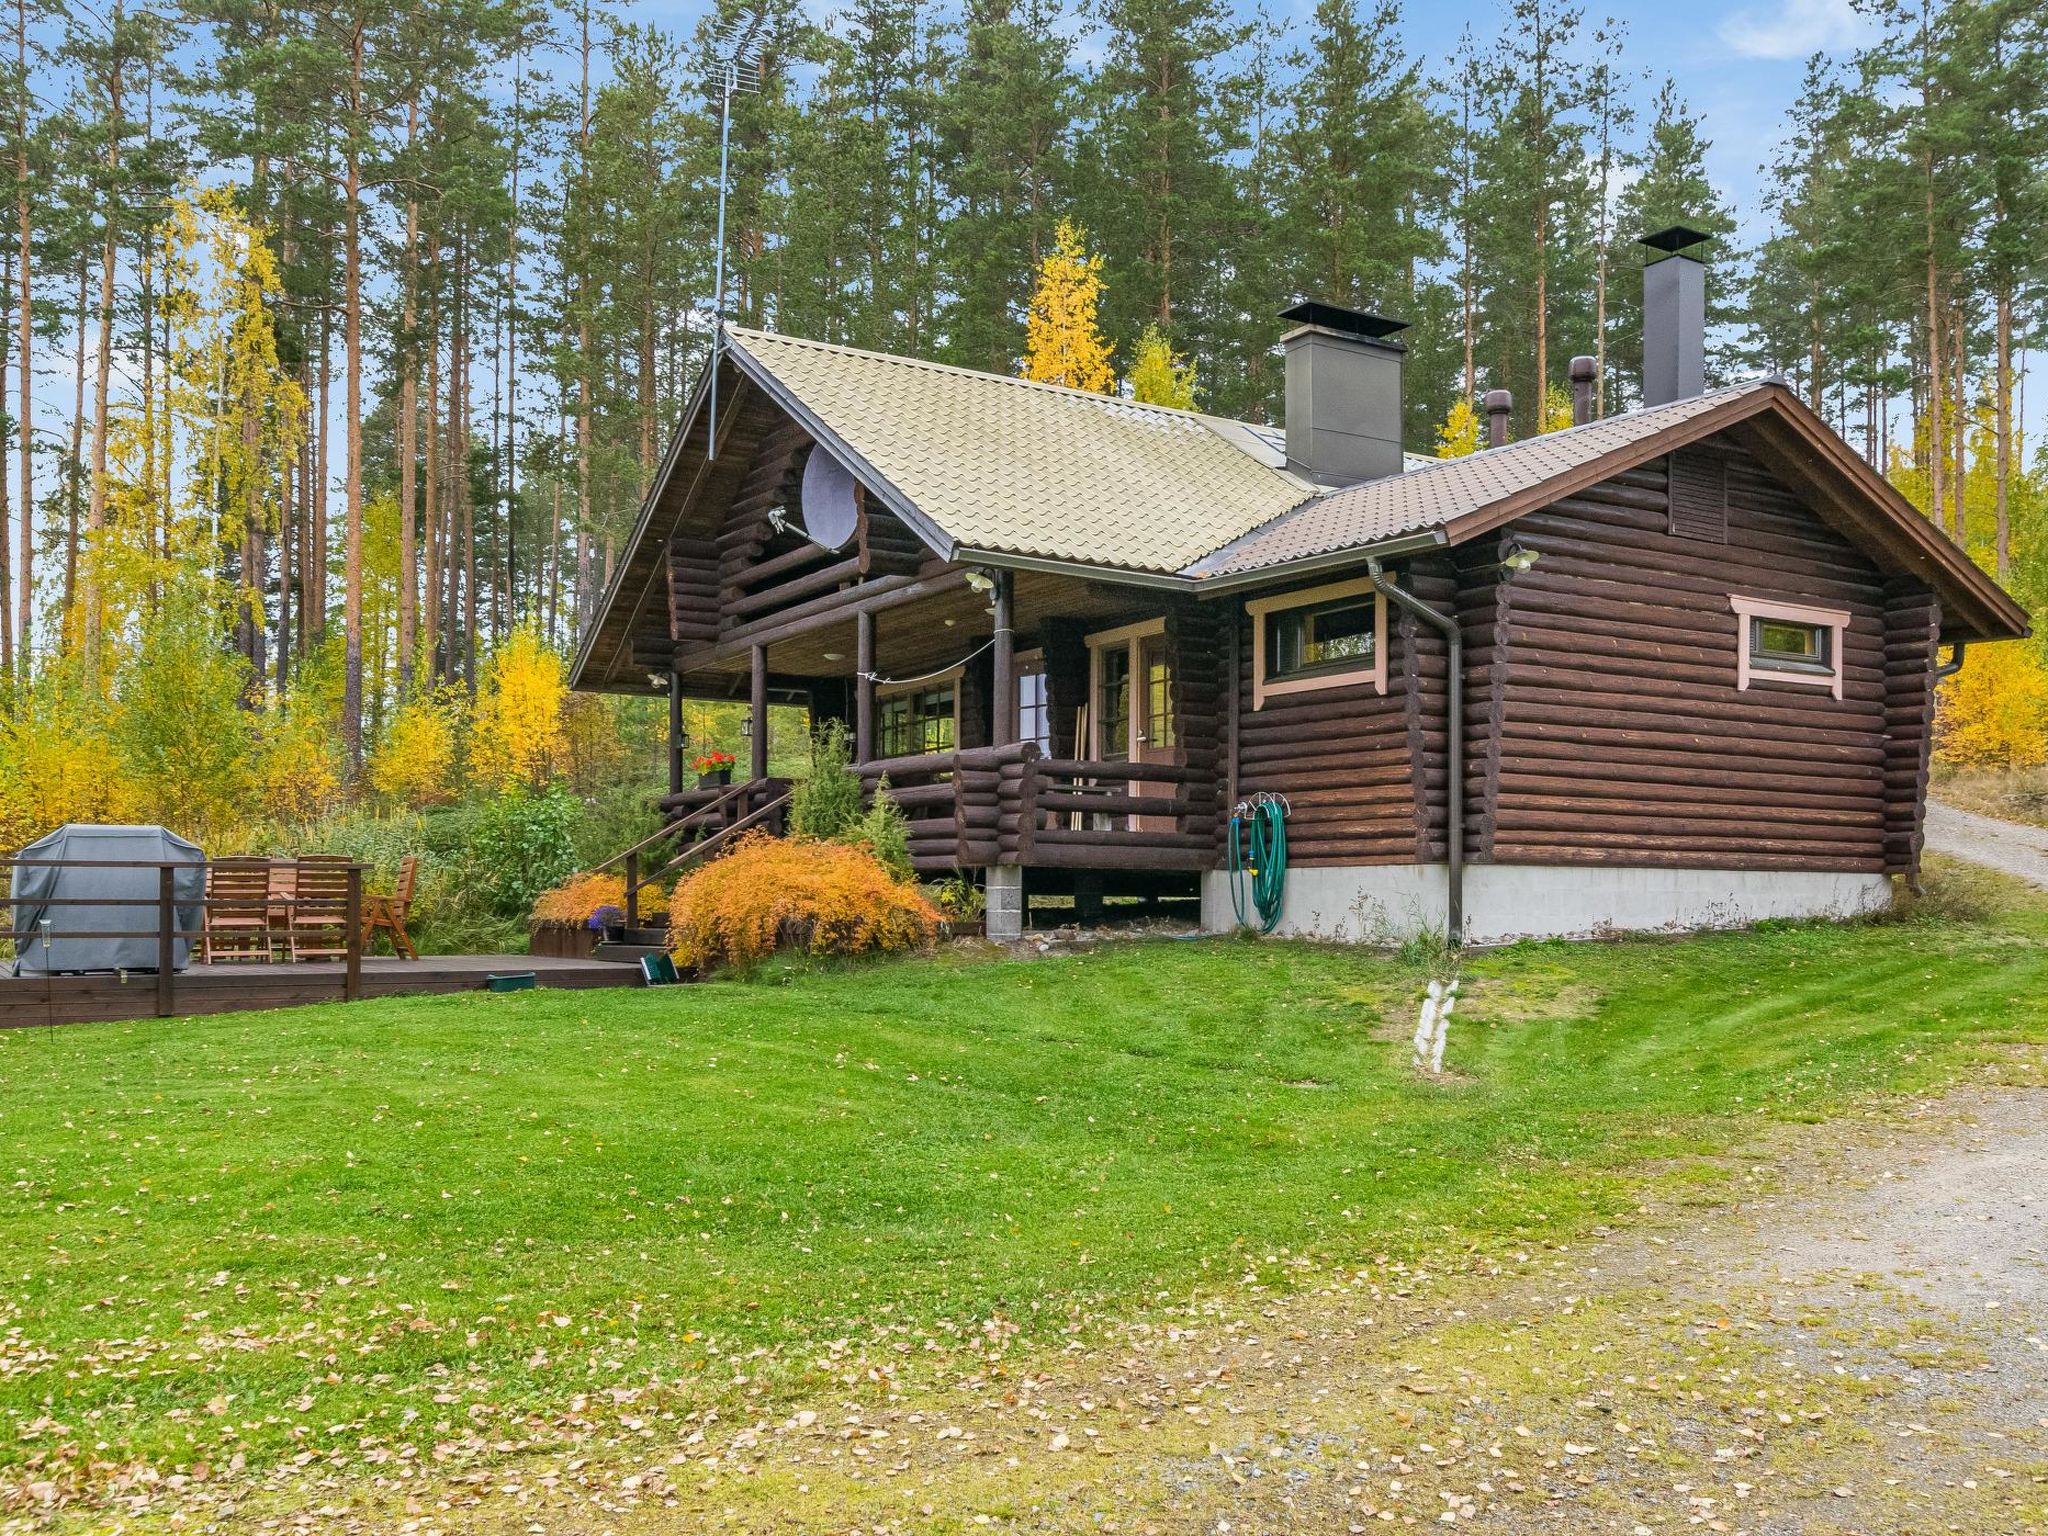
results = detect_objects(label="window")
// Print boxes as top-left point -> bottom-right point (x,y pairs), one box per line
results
1244,576 -> 1387,709
1096,643 -> 1132,763
877,682 -> 957,756
1141,634 -> 1176,750
1729,595 -> 1848,700
1015,653 -> 1052,754
1266,596 -> 1374,682
1750,616 -> 1829,673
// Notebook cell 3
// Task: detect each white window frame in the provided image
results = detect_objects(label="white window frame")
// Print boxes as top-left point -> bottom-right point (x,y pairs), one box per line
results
1729,594 -> 1848,700
1013,648 -> 1051,754
1244,576 -> 1388,710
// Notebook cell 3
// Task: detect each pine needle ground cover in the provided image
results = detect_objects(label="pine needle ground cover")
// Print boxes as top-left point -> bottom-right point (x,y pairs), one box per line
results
2,870 -> 2045,1516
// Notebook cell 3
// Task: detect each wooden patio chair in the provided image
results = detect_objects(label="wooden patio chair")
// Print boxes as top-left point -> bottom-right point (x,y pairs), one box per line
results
203,859 -> 276,963
360,855 -> 420,960
288,855 -> 354,963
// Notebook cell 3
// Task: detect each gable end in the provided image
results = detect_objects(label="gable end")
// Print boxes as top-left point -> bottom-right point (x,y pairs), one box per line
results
1667,447 -> 1728,543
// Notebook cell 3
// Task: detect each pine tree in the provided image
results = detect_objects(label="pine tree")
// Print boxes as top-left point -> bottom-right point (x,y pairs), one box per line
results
1279,0 -> 1446,314
1610,79 -> 1736,405
935,0 -> 1075,373
1022,217 -> 1113,391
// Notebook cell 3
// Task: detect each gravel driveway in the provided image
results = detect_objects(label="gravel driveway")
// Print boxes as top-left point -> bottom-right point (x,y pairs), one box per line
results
1926,798 -> 2048,888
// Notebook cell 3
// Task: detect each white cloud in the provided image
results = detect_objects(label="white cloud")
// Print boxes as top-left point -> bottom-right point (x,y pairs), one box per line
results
1717,0 -> 1871,60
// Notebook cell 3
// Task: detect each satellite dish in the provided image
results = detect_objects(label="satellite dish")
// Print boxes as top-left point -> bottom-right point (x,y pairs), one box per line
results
797,447 -> 860,551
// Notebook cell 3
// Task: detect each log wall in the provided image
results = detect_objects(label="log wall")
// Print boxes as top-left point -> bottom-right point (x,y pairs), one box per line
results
1228,577 -> 1430,867
1484,445 -> 1898,873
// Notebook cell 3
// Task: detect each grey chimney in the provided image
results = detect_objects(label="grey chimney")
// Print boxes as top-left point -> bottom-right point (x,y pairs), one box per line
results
1279,301 -> 1408,487
1484,389 -> 1512,448
1639,225 -> 1709,405
1569,355 -> 1596,425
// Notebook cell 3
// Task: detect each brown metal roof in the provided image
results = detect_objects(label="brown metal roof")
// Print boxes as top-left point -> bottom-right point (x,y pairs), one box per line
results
1184,382 -> 1770,578
571,338 -> 2026,693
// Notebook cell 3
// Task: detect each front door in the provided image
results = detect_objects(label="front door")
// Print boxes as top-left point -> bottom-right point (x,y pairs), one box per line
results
1088,621 -> 1176,831
1133,632 -> 1177,830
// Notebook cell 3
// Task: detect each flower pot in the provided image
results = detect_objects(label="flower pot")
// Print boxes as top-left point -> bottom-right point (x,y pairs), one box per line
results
698,768 -> 732,788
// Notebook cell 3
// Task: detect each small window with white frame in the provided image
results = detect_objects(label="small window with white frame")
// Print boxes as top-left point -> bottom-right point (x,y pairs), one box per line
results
1245,575 -> 1387,709
1729,595 -> 1848,700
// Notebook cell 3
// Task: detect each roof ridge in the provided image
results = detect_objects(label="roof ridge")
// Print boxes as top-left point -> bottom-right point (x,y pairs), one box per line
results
728,323 -> 1256,431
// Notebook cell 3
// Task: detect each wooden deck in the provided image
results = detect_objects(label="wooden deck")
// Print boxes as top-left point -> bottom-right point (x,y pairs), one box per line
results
0,953 -> 642,1029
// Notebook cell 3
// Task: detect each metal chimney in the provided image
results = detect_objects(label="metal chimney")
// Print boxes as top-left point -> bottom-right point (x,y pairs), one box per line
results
1484,389 -> 1512,448
1569,355 -> 1596,425
1639,225 -> 1709,406
1279,301 -> 1408,487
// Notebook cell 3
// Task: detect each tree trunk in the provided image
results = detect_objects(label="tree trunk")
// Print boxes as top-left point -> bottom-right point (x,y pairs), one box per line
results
1994,286 -> 2011,577
340,25 -> 366,776
82,14 -> 123,681
423,235 -> 442,686
309,300 -> 330,647
12,0 -> 29,680
397,98 -> 419,694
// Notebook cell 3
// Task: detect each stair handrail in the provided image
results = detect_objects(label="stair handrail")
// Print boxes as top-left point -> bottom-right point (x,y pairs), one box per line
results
638,789 -> 792,890
593,779 -> 759,876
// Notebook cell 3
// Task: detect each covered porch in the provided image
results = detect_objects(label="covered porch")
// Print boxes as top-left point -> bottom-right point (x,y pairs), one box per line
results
618,560 -> 1230,925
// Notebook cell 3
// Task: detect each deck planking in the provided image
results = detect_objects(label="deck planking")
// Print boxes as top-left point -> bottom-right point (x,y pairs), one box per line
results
0,953 -> 642,1030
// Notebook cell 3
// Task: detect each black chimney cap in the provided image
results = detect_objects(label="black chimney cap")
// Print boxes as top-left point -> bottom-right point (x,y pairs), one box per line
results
1279,300 -> 1408,341
1637,224 -> 1713,256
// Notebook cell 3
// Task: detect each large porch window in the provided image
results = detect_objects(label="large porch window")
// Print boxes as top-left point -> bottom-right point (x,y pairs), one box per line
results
877,678 -> 958,756
1016,651 -> 1052,754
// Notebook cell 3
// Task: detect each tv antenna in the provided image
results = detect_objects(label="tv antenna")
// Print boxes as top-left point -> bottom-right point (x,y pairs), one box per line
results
705,10 -> 765,460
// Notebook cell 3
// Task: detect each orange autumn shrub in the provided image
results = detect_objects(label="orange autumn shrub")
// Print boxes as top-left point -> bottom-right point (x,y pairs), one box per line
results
667,832 -> 939,974
531,870 -> 668,928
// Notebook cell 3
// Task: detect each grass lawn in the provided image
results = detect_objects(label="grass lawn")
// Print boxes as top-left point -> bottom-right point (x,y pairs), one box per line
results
3,863 -> 2045,1510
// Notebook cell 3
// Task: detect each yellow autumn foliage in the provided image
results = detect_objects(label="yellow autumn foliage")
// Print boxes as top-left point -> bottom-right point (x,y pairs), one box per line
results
1542,384 -> 1574,435
370,693 -> 462,808
0,670 -> 128,850
469,626 -> 568,794
1023,219 -> 1114,394
253,709 -> 341,826
1436,398 -> 1480,458
1935,641 -> 2048,769
1126,324 -> 1196,409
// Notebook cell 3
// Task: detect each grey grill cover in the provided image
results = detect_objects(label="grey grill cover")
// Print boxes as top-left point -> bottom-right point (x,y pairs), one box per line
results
11,825 -> 206,974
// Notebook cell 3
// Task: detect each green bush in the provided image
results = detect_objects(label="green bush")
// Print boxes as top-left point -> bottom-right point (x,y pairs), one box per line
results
467,787 -> 580,918
571,781 -> 666,869
844,774 -> 913,881
788,720 -> 864,840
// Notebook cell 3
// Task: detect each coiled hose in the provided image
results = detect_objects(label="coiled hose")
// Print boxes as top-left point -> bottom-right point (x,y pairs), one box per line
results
1228,796 -> 1289,933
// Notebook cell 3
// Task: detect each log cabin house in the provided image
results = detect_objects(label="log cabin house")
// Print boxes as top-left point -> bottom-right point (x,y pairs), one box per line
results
570,231 -> 2027,945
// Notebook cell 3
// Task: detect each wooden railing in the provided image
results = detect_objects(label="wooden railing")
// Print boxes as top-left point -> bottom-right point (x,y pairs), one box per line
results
859,744 -> 1217,873
1,855 -> 366,1013
598,777 -> 791,927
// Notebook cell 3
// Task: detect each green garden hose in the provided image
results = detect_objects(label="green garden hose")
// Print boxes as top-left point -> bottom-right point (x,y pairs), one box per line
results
1229,796 -> 1289,933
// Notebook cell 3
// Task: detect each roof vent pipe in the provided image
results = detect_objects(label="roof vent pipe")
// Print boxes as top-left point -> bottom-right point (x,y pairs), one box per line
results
1568,355 -> 1596,425
1484,389 -> 1512,448
1278,301 -> 1409,488
1639,225 -> 1709,405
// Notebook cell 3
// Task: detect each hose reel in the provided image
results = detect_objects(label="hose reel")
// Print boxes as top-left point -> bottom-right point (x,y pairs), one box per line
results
1228,793 -> 1290,934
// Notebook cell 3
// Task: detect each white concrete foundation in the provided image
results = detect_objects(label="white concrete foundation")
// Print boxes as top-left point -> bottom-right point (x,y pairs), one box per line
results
1202,863 -> 1893,946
